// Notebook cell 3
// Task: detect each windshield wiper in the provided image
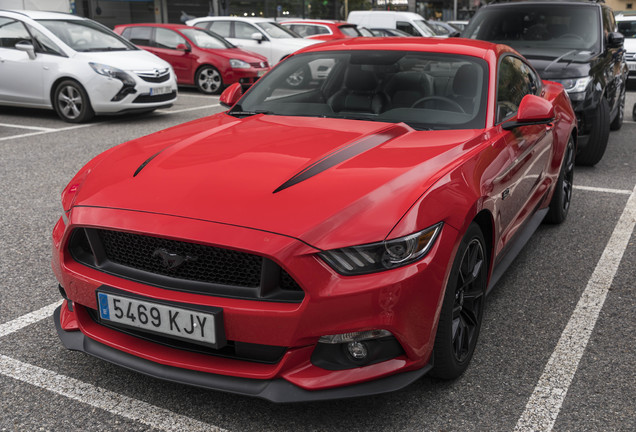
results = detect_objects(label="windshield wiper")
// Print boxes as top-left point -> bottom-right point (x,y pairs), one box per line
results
228,109 -> 272,118
77,47 -> 129,52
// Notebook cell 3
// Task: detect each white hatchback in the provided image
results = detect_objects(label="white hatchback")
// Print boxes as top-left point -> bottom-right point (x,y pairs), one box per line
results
0,10 -> 178,122
185,16 -> 320,66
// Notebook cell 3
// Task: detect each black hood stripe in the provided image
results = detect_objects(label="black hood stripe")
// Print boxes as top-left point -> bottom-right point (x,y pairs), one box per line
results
133,149 -> 166,177
273,124 -> 409,194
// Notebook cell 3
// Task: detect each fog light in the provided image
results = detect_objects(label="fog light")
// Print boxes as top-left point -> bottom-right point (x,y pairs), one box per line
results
347,341 -> 368,360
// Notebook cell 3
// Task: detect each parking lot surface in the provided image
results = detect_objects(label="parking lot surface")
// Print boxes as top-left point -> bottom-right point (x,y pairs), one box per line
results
1,88 -> 635,431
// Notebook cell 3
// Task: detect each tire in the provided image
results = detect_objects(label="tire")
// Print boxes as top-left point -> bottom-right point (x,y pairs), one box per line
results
609,86 -> 625,131
632,102 -> 636,122
430,222 -> 488,380
53,80 -> 94,123
575,97 -> 609,166
195,66 -> 223,94
544,136 -> 574,225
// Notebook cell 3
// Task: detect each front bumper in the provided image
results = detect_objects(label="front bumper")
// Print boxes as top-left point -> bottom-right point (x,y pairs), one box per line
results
52,206 -> 457,400
55,304 -> 431,402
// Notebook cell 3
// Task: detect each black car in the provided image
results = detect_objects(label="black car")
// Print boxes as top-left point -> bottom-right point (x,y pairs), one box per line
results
463,0 -> 628,166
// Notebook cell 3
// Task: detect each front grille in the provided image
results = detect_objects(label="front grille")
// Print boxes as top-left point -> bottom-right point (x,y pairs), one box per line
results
86,307 -> 287,364
133,91 -> 177,103
69,228 -> 304,302
136,71 -> 171,83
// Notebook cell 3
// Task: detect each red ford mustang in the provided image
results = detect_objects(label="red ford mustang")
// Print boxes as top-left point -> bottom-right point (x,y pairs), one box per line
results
52,38 -> 576,402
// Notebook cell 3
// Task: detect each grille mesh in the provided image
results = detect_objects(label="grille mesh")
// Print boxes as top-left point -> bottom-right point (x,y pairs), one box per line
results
97,229 -> 263,287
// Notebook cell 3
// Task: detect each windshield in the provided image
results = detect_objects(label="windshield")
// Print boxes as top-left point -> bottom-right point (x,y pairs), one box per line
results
37,19 -> 135,52
180,28 -> 233,49
257,22 -> 299,39
617,20 -> 636,38
463,5 -> 601,53
230,51 -> 488,130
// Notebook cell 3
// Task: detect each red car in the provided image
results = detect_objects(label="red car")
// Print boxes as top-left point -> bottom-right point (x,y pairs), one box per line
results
114,23 -> 269,94
53,38 -> 575,402
281,20 -> 363,40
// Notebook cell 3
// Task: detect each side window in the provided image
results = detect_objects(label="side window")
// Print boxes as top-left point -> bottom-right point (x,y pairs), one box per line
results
497,56 -> 534,123
0,18 -> 32,49
602,7 -> 616,42
396,21 -> 417,36
155,28 -> 186,50
234,22 -> 259,39
208,21 -> 231,38
123,26 -> 152,46
26,24 -> 63,56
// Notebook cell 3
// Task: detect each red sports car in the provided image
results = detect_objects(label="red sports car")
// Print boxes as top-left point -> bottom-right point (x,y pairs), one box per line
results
52,38 -> 576,402
114,23 -> 269,94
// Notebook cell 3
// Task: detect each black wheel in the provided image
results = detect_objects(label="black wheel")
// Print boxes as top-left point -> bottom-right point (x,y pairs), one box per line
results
633,102 -> 636,122
53,80 -> 94,123
544,136 -> 574,224
610,85 -> 625,131
575,97 -> 609,166
430,223 -> 488,379
196,66 -> 223,94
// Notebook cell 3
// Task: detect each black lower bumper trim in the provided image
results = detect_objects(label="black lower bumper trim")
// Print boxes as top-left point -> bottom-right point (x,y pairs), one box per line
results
53,306 -> 431,403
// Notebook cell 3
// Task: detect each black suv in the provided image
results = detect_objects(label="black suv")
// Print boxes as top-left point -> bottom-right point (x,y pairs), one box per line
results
463,0 -> 628,165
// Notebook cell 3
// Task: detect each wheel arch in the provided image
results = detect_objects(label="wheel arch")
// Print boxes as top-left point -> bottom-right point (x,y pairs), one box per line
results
49,77 -> 93,110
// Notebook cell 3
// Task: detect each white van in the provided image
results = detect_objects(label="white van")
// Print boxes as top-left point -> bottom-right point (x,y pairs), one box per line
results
347,11 -> 436,37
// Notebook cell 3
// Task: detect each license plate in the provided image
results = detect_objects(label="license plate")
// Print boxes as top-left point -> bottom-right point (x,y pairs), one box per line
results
257,70 -> 267,77
150,86 -> 171,96
628,63 -> 636,71
97,290 -> 224,348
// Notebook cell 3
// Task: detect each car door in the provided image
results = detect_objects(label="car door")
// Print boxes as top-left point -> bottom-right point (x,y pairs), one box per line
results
229,21 -> 273,64
494,55 -> 552,248
0,17 -> 46,106
151,28 -> 193,83
601,6 -> 625,118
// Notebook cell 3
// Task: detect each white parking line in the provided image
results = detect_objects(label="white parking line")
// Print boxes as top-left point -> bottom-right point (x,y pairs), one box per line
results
178,93 -> 221,100
158,103 -> 220,115
0,301 -> 61,338
0,123 -> 93,142
0,123 -> 56,132
0,355 -> 226,432
573,185 -> 632,195
515,184 -> 636,431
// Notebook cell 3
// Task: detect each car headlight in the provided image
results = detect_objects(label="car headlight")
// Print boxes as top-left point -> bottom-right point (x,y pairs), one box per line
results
229,59 -> 250,69
555,77 -> 591,94
89,62 -> 136,86
319,223 -> 443,275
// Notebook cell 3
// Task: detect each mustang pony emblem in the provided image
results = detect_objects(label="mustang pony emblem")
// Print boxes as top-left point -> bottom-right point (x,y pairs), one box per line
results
152,248 -> 197,270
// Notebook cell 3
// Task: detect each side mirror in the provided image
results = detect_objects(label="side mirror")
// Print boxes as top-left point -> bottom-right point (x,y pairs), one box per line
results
15,40 -> 36,60
502,94 -> 554,130
220,82 -> 243,108
607,32 -> 624,49
176,43 -> 191,52
251,32 -> 265,43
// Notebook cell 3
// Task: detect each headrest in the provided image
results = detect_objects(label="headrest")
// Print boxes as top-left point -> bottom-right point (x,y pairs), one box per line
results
453,64 -> 479,98
345,66 -> 378,92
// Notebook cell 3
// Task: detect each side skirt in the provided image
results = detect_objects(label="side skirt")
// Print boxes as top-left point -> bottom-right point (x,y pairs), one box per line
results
486,207 -> 548,295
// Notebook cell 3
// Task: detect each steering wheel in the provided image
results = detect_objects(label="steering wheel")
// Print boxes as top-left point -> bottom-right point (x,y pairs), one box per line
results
558,33 -> 585,42
411,96 -> 465,113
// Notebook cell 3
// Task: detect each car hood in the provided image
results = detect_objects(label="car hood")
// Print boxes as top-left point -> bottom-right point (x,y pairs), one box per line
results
512,47 -> 594,80
270,37 -> 321,49
623,38 -> 636,52
73,49 -> 171,72
73,114 -> 482,249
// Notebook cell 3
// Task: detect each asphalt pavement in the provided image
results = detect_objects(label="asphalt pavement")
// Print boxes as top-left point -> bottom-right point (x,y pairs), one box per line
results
0,86 -> 634,432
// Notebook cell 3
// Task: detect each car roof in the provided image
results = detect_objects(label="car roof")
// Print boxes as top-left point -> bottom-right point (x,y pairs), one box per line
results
281,20 -> 351,25
0,9 -> 85,20
482,0 -> 599,7
115,23 -> 197,30
294,37 -> 506,58
191,16 -> 275,23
